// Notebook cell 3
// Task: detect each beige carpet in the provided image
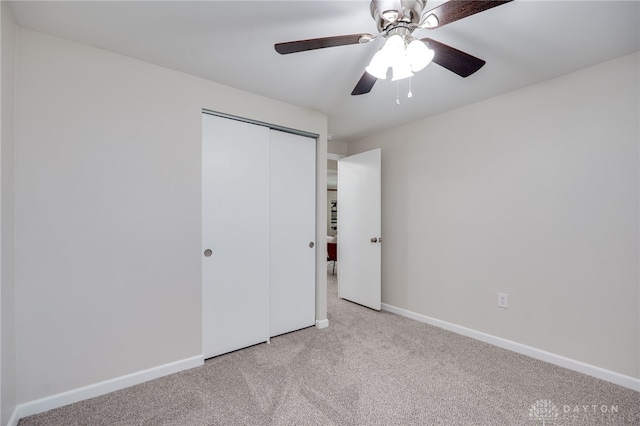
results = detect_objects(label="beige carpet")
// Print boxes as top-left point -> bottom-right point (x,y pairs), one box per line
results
19,265 -> 640,425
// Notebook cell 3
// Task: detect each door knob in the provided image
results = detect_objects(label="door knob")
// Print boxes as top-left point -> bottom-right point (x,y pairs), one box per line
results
204,249 -> 212,257
309,242 -> 315,248
370,237 -> 378,243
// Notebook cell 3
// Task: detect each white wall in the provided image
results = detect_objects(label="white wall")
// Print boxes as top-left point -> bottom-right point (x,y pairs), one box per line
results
328,139 -> 348,157
348,53 -> 639,379
1,2 -> 17,424
14,28 -> 327,404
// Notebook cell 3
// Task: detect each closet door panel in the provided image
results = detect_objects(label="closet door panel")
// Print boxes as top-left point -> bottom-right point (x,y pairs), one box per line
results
270,130 -> 316,336
202,114 -> 270,359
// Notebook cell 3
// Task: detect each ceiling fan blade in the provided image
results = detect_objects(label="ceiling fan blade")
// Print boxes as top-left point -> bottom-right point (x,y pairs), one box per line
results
422,38 -> 485,77
373,0 -> 404,21
275,34 -> 370,55
351,72 -> 377,96
421,0 -> 513,28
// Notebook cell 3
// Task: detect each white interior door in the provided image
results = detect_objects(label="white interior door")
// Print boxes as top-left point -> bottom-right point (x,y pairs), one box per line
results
270,130 -> 316,336
202,114 -> 270,359
337,148 -> 381,310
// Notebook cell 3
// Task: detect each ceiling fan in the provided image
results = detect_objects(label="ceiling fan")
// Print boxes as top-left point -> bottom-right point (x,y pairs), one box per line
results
275,0 -> 513,96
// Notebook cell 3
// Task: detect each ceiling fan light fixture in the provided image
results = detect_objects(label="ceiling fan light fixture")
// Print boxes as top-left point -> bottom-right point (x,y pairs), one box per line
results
366,34 -> 402,79
365,49 -> 389,79
384,34 -> 406,70
391,55 -> 414,81
384,34 -> 405,58
406,39 -> 434,72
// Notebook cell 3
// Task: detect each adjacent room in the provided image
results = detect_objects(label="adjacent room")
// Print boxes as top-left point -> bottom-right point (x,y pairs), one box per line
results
1,1 -> 638,425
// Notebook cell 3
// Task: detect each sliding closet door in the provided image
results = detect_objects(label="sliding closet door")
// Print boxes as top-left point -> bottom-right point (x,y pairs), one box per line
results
270,130 -> 316,336
202,114 -> 270,359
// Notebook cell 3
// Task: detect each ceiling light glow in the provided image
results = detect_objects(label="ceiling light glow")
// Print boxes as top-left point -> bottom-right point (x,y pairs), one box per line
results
365,35 -> 433,84
406,39 -> 434,72
391,54 -> 414,81
365,49 -> 390,79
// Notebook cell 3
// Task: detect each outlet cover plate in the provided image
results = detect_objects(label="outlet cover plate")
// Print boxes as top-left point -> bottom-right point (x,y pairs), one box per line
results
498,293 -> 508,308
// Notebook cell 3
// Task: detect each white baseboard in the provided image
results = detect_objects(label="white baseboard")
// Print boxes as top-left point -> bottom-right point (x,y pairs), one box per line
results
316,319 -> 329,329
11,355 -> 203,424
6,408 -> 20,426
381,303 -> 640,392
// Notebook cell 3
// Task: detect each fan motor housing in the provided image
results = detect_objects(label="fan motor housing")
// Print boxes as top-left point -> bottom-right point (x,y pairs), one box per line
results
370,0 -> 426,32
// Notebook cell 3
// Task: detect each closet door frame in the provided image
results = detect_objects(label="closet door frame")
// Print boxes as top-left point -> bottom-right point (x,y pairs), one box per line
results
202,110 -> 319,359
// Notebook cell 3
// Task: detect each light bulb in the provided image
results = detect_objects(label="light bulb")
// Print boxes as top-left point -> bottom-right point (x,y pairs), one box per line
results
406,39 -> 434,72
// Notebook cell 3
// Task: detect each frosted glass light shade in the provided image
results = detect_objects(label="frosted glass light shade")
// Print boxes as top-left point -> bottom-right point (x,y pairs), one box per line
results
384,35 -> 405,62
406,40 -> 434,72
365,49 -> 389,79
391,55 -> 414,81
366,35 -> 431,82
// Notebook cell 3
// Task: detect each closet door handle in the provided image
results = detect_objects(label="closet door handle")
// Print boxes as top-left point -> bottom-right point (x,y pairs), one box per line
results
309,242 -> 315,248
370,237 -> 378,243
204,249 -> 212,257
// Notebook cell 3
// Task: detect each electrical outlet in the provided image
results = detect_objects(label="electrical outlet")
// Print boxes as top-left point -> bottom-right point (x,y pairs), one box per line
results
498,293 -> 508,308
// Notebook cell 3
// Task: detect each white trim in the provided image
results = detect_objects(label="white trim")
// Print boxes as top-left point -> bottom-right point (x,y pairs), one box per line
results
13,355 -> 203,422
315,319 -> 329,329
6,408 -> 20,426
381,303 -> 640,392
327,153 -> 345,161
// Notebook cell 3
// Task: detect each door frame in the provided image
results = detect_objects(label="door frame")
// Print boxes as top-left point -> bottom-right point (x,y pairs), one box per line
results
201,109 -> 326,355
203,109 -> 319,139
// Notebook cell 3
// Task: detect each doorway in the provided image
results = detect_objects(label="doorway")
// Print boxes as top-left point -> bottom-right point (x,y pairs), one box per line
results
326,154 -> 343,280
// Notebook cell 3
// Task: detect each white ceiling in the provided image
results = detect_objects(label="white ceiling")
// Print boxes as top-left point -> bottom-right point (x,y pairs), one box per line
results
10,0 -> 639,142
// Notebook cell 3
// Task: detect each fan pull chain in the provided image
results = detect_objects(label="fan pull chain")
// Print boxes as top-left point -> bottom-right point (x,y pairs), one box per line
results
396,81 -> 400,105
408,77 -> 413,99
